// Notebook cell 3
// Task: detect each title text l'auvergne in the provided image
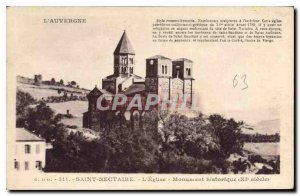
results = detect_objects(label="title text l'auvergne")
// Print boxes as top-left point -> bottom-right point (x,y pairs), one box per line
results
43,18 -> 87,23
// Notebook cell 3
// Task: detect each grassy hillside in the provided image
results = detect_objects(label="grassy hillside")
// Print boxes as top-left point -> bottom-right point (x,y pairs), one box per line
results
17,83 -> 61,100
47,100 -> 88,127
18,82 -> 89,128
17,83 -> 89,100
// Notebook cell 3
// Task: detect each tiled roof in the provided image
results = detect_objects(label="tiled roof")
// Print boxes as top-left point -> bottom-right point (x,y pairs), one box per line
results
132,74 -> 144,79
113,31 -> 135,55
124,84 -> 145,95
88,86 -> 113,97
99,89 -> 113,95
173,58 -> 193,63
16,128 -> 44,141
147,55 -> 171,60
119,75 -> 145,85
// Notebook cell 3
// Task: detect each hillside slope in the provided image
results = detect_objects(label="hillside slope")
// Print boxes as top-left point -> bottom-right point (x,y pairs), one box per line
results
17,83 -> 89,100
18,82 -> 89,128
48,100 -> 88,127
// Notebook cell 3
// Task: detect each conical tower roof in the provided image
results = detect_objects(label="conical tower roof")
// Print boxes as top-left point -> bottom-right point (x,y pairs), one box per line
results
88,85 -> 102,97
113,31 -> 135,55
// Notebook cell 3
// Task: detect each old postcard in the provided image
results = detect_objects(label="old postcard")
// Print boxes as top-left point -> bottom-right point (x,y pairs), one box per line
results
6,7 -> 294,190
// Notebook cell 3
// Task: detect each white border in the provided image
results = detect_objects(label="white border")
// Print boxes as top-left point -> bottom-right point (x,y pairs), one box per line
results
1,0 -> 298,195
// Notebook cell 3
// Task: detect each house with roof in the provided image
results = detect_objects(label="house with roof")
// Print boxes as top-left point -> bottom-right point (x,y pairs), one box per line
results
13,128 -> 46,172
83,31 -> 195,131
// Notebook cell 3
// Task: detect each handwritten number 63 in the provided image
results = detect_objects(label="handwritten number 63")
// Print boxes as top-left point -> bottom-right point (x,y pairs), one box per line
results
233,74 -> 248,90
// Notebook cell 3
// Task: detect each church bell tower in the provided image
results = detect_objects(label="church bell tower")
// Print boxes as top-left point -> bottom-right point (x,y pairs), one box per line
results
113,30 -> 135,77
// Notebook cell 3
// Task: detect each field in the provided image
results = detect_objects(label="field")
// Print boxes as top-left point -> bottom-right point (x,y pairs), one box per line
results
243,142 -> 279,159
17,82 -> 89,127
17,83 -> 89,100
47,100 -> 88,127
18,84 -> 61,100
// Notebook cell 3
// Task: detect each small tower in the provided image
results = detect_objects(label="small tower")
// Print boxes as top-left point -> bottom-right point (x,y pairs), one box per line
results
145,55 -> 172,97
113,30 -> 135,77
83,85 -> 103,131
172,58 -> 194,107
87,85 -> 102,111
34,74 -> 42,85
172,58 -> 193,80
146,55 -> 172,78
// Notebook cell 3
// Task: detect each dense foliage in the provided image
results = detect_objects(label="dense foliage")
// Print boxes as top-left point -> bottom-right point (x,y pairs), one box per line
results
45,109 -> 246,173
16,90 -> 64,143
16,90 -> 36,127
241,133 -> 280,143
16,92 -> 279,174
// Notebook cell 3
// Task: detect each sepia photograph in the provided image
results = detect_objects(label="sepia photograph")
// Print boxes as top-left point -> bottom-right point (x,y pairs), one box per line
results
6,6 -> 294,190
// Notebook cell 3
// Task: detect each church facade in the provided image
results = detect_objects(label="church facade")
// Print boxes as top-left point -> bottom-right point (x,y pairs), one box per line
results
83,31 -> 194,131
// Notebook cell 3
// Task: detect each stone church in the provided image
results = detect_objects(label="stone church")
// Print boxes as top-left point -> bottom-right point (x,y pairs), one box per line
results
83,31 -> 194,131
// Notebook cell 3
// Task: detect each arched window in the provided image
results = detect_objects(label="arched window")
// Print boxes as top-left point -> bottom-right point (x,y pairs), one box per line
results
162,65 -> 164,74
165,66 -> 167,74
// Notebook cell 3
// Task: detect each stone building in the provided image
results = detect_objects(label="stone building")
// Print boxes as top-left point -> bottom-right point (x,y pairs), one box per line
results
83,31 -> 194,131
34,74 -> 42,85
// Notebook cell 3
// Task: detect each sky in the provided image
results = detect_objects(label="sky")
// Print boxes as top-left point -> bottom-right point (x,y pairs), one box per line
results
7,7 -> 293,123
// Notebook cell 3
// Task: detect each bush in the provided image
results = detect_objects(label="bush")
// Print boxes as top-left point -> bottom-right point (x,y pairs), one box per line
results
67,125 -> 78,129
248,154 -> 266,164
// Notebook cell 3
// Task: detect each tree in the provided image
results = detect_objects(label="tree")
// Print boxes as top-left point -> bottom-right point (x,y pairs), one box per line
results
99,111 -> 161,173
158,112 -> 221,173
59,79 -> 64,85
26,102 -> 63,142
42,108 -> 245,173
16,90 -> 35,127
51,78 -> 56,85
16,90 -> 35,116
46,131 -> 97,172
208,114 -> 244,158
